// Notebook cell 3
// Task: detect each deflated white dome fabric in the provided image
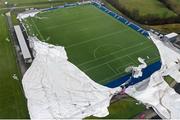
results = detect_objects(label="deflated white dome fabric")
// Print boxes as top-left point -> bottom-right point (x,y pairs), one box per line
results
149,33 -> 180,83
126,71 -> 180,119
125,33 -> 180,119
22,38 -> 121,119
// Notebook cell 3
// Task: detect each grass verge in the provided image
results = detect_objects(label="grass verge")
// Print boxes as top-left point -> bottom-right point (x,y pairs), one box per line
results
0,11 -> 29,118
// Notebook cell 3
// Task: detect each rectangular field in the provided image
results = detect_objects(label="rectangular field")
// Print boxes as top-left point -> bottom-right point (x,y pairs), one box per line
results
24,4 -> 160,85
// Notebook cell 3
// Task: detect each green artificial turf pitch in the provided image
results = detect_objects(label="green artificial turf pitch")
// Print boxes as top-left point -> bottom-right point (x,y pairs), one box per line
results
24,4 -> 160,85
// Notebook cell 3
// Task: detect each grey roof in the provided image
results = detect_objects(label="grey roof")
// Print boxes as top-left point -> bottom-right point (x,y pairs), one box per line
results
14,25 -> 31,59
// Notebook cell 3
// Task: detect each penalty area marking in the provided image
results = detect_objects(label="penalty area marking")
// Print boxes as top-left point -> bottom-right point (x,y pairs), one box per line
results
79,40 -> 149,67
107,63 -> 118,74
117,62 -> 134,73
127,55 -> 139,65
83,45 -> 153,72
93,44 -> 123,58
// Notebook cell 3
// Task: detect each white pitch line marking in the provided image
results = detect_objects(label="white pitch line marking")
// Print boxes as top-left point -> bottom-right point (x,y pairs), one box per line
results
78,41 -> 148,67
66,29 -> 129,48
83,45 -> 153,72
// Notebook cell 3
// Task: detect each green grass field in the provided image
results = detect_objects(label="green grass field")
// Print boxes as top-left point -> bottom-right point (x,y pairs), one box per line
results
161,0 -> 180,14
108,0 -> 177,18
148,23 -> 180,33
0,0 -> 78,7
1,0 -> 57,6
87,97 -> 145,119
0,12 -> 29,118
164,76 -> 175,85
24,4 -> 160,85
1,0 -> 48,4
105,0 -> 179,25
119,0 -> 176,18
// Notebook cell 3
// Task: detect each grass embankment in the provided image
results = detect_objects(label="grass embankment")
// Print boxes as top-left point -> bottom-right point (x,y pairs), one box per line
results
147,23 -> 180,33
105,0 -> 178,25
0,11 -> 29,118
164,76 -> 175,85
87,97 -> 145,119
159,0 -> 180,15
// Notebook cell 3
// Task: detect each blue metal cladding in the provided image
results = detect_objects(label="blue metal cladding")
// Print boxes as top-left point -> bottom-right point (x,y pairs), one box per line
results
92,2 -> 149,37
106,61 -> 161,88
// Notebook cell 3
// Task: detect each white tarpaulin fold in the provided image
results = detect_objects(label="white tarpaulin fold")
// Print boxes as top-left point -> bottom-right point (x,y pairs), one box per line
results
126,32 -> 180,119
126,71 -> 180,119
22,37 -> 121,119
132,57 -> 147,78
17,9 -> 40,21
149,33 -> 180,82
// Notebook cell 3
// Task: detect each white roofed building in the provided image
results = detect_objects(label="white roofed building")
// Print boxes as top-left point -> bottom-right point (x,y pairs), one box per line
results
164,32 -> 178,42
14,25 -> 32,63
